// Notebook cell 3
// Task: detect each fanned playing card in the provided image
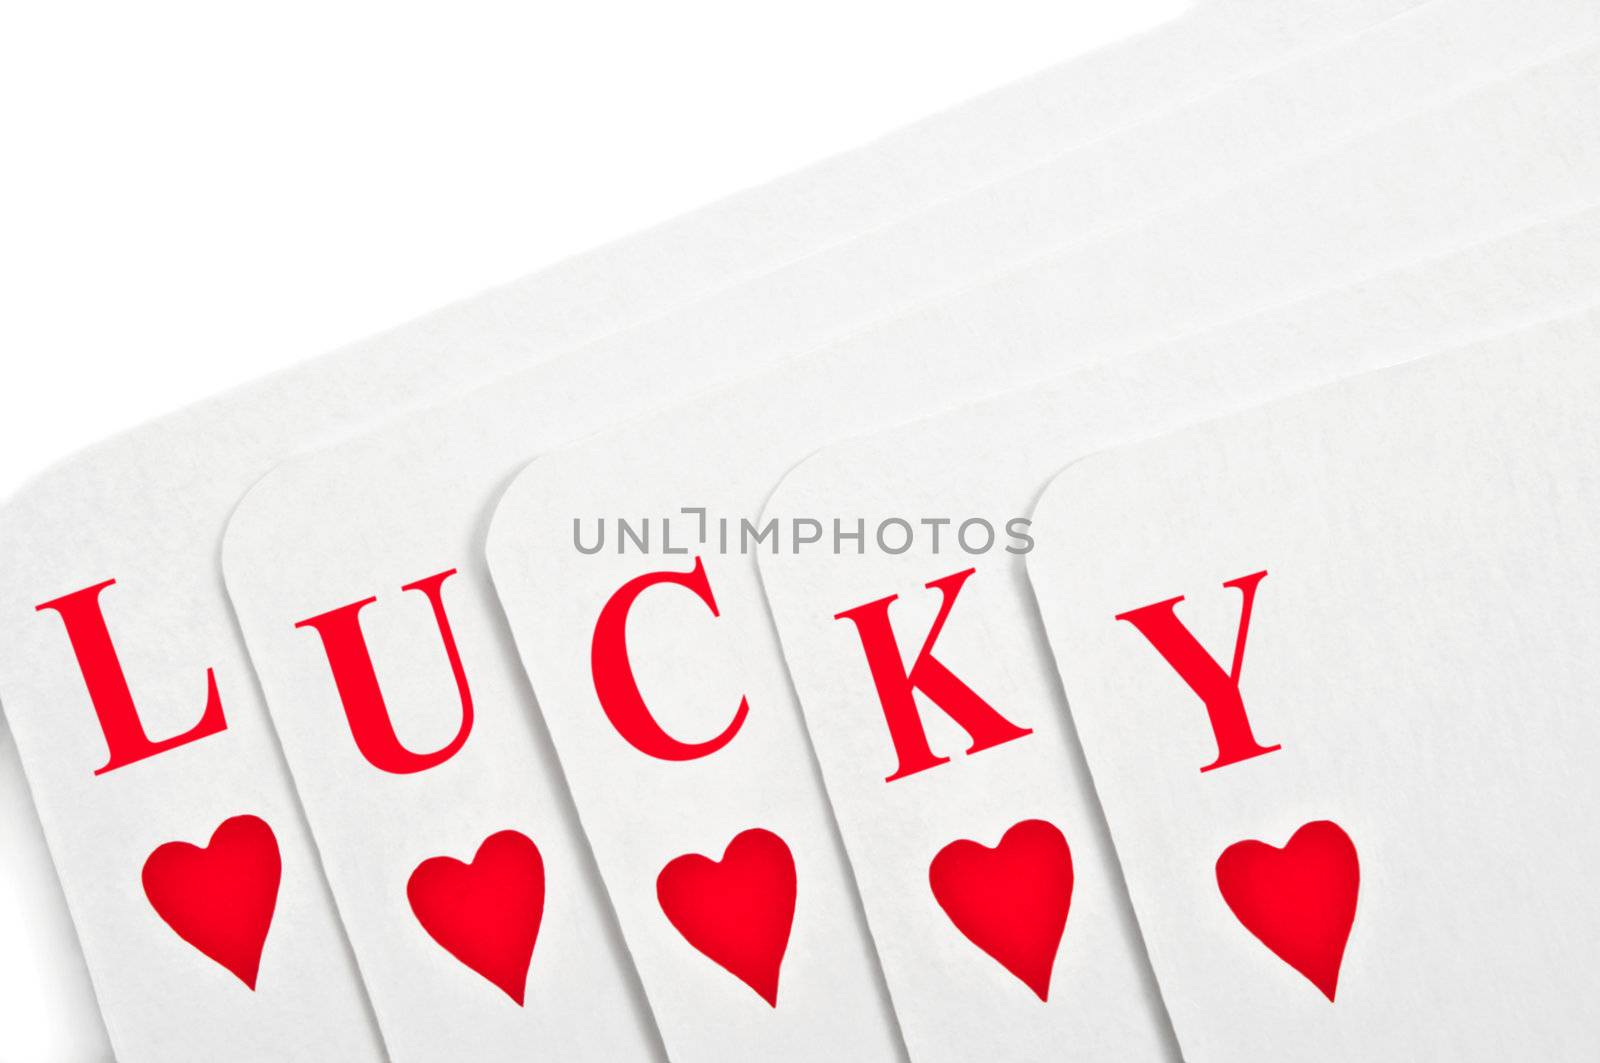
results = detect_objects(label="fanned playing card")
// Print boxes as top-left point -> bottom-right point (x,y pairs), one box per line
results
0,0 -> 1348,1051
484,40 -> 1600,1062
1026,307 -> 1600,1059
209,3 -> 1557,1058
754,203 -> 1600,1058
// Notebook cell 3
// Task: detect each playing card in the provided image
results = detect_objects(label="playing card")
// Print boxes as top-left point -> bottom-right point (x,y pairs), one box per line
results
222,6 -> 1587,1056
1025,306 -> 1600,1059
219,7 -> 1585,1058
484,42 -> 1600,1061
3,0 -> 1385,1053
755,202 -> 1600,1060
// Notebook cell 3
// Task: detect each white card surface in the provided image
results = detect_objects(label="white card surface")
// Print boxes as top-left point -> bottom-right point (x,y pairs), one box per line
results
1025,309 -> 1600,1060
755,203 -> 1600,1060
4,0 -> 1401,1053
485,42 -> 1600,1062
212,3 -> 1553,1058
0,727 -> 109,1060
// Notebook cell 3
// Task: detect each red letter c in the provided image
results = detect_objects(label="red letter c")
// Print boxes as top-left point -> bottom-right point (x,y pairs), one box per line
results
590,556 -> 748,760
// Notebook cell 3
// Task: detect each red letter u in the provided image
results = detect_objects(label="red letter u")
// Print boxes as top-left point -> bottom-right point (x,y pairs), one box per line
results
295,569 -> 474,774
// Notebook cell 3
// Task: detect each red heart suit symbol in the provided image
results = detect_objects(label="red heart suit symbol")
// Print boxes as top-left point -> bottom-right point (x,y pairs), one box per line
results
657,828 -> 796,1006
928,818 -> 1072,1001
141,814 -> 281,989
1215,819 -> 1359,1001
407,830 -> 545,1005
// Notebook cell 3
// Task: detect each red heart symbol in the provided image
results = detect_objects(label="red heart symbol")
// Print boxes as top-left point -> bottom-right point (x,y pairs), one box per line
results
928,818 -> 1072,1001
141,814 -> 280,989
407,830 -> 545,1005
657,828 -> 796,1006
1215,819 -> 1359,1001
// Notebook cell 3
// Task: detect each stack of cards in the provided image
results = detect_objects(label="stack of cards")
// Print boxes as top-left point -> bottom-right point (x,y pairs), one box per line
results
3,1 -> 1597,1059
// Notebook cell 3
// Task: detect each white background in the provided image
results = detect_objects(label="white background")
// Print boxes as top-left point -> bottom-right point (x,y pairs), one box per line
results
0,1 -> 1181,1058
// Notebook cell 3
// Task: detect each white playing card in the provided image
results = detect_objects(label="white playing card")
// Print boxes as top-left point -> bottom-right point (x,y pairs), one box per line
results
215,4 -> 1555,1059
3,0 -> 1383,1053
216,6 -> 1587,1056
484,41 -> 1600,1062
755,202 -> 1600,1060
1025,307 -> 1600,1060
